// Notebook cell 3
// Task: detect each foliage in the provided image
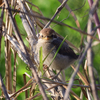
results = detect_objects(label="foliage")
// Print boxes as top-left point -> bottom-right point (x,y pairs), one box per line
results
0,0 -> 100,100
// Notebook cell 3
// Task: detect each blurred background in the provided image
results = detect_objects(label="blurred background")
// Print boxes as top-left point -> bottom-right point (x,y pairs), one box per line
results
0,0 -> 100,99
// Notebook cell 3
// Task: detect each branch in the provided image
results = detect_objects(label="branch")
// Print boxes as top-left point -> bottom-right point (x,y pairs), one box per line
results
64,34 -> 94,100
0,74 -> 10,100
0,7 -> 100,41
88,0 -> 100,40
87,0 -> 99,99
44,0 -> 68,28
4,0 -> 48,99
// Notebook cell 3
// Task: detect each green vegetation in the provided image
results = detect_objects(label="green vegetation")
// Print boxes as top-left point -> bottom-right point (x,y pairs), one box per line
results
0,0 -> 100,99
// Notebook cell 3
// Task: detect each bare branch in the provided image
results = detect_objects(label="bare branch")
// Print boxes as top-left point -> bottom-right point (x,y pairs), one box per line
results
88,0 -> 100,40
1,7 -> 100,41
64,35 -> 94,100
87,0 -> 99,99
4,0 -> 48,99
0,74 -> 10,100
44,0 -> 68,28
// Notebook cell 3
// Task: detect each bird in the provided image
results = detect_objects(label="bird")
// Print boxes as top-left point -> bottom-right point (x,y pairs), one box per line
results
36,28 -> 79,78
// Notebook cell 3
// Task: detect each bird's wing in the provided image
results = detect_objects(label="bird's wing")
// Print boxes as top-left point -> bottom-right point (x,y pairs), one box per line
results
51,37 -> 78,59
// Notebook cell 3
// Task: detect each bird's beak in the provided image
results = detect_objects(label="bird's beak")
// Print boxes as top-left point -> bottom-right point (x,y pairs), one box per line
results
43,37 -> 52,40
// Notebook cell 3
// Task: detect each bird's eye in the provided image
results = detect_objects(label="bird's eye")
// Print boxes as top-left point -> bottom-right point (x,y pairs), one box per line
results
38,34 -> 43,39
41,35 -> 43,37
51,35 -> 53,37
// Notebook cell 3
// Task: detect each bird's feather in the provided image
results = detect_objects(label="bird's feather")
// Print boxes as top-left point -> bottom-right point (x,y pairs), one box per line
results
51,37 -> 78,59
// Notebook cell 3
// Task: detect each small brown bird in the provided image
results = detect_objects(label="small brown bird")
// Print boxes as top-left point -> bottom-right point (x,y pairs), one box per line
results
36,28 -> 79,77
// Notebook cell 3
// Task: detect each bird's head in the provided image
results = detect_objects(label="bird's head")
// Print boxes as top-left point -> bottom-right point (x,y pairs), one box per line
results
38,28 -> 57,42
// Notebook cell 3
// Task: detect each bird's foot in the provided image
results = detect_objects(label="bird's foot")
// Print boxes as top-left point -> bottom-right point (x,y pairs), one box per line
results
43,64 -> 48,70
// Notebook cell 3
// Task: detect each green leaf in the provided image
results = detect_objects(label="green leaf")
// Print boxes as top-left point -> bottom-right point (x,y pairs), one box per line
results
39,47 -> 43,75
43,46 -> 55,63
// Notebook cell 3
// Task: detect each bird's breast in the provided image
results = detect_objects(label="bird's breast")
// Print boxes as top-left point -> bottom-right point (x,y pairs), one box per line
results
36,42 -> 76,70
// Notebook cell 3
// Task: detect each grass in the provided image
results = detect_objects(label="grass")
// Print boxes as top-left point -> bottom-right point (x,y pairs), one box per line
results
0,0 -> 100,99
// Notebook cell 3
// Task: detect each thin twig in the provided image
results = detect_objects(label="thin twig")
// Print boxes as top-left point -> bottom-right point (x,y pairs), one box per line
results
5,5 -> 12,93
44,0 -> 68,28
0,74 -> 10,100
72,0 -> 86,11
58,0 -> 85,50
71,65 -> 89,86
88,0 -> 100,40
12,51 -> 17,93
26,85 -> 58,100
42,78 -> 100,88
23,74 -> 28,98
10,81 -> 33,98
